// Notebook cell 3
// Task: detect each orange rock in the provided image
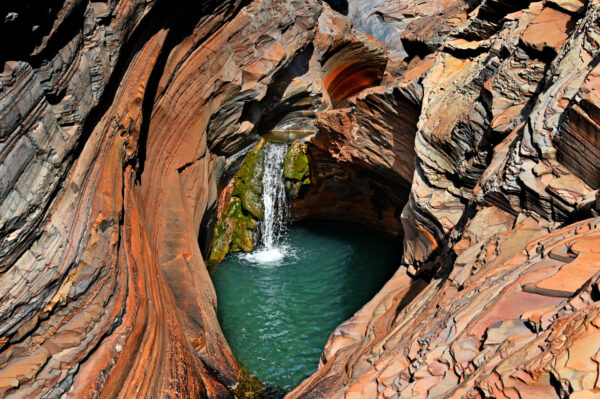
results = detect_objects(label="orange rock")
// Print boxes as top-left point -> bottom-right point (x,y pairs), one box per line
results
521,7 -> 574,55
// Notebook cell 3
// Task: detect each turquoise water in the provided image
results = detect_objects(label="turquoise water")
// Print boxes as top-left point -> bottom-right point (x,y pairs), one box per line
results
210,222 -> 401,390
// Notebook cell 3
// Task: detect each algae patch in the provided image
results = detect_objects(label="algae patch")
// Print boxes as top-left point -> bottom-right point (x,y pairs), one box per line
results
208,143 -> 265,264
283,141 -> 310,198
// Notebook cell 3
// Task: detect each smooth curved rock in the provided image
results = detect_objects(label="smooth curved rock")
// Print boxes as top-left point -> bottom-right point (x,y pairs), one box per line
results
0,0 -> 321,397
321,30 -> 388,108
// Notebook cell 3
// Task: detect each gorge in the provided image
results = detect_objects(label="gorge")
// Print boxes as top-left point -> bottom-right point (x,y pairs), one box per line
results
209,139 -> 402,392
1,0 -> 600,398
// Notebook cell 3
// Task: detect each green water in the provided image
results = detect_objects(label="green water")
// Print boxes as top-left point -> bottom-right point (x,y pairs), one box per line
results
210,222 -> 401,390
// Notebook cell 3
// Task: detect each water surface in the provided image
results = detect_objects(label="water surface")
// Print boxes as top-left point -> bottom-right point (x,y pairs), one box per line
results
211,222 -> 401,390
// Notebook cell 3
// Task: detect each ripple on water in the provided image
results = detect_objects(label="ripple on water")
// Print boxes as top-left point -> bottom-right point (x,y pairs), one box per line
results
211,222 -> 402,390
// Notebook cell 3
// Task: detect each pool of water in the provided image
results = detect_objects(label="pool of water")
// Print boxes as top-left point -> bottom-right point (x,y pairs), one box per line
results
210,222 -> 402,390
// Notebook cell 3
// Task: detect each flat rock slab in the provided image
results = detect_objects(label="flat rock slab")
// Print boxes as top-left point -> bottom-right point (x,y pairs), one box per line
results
531,234 -> 600,296
521,6 -> 573,54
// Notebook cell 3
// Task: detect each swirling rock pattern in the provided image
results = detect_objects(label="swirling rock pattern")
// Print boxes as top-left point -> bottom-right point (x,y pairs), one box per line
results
0,0 -> 321,397
1,0 -> 600,398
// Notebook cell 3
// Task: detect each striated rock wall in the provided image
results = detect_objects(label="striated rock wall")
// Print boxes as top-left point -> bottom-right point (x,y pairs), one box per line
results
1,0 -> 600,398
0,0 -> 322,397
290,0 -> 600,397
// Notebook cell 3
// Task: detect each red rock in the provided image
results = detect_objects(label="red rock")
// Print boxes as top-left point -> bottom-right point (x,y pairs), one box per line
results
521,7 -> 574,55
2,0 -> 600,398
533,234 -> 600,295
322,31 -> 388,108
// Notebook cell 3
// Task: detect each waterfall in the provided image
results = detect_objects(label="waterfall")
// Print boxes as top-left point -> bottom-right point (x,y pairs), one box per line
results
243,143 -> 289,264
261,143 -> 289,250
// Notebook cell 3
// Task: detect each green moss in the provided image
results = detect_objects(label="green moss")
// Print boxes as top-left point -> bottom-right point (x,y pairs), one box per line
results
284,141 -> 309,182
239,189 -> 263,219
233,367 -> 285,399
207,219 -> 231,265
208,142 -> 266,265
227,197 -> 254,251
208,196 -> 259,264
233,368 -> 263,399
233,146 -> 265,218
283,141 -> 311,199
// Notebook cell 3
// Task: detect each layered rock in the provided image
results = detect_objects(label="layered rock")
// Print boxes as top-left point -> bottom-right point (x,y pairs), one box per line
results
2,0 -> 600,398
289,0 -> 600,398
0,0 -> 322,397
292,82 -> 419,236
291,214 -> 600,398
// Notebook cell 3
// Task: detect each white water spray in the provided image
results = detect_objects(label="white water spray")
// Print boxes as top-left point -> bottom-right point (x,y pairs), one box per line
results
242,143 -> 289,264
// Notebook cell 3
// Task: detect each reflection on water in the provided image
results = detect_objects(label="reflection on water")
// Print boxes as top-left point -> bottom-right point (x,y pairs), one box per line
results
210,222 -> 402,390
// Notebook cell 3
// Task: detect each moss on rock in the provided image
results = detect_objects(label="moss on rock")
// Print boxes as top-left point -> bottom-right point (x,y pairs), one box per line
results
208,196 -> 258,264
208,218 -> 231,265
233,146 -> 265,218
283,141 -> 310,198
228,197 -> 257,252
233,367 -> 285,399
284,141 -> 309,181
208,142 -> 266,265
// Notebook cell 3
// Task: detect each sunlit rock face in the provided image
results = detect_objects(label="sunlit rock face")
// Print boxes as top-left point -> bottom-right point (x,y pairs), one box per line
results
1,0 -> 600,398
0,0 -> 321,397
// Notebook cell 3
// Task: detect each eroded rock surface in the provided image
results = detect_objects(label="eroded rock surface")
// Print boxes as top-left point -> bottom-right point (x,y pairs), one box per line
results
1,0 -> 600,398
0,0 -> 321,397
289,0 -> 600,398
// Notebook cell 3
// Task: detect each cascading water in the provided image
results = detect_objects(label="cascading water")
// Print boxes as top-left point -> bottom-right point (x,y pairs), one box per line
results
261,144 -> 289,249
242,143 -> 290,264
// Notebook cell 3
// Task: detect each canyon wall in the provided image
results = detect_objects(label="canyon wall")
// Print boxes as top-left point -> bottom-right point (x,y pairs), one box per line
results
0,0 -> 599,399
0,0 -> 321,397
290,0 -> 600,397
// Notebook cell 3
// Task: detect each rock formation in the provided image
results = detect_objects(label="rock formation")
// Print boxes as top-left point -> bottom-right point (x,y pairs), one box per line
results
0,0 -> 599,398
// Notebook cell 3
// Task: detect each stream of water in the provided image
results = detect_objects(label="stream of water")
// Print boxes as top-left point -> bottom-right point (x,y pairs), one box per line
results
241,143 -> 289,264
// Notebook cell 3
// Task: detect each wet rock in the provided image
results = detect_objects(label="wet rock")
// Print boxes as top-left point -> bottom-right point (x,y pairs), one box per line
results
284,141 -> 311,198
208,144 -> 266,263
233,145 -> 266,219
284,141 -> 310,182
209,195 -> 258,264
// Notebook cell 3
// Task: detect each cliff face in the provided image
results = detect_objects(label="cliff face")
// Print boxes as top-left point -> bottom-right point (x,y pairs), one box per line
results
290,0 -> 600,397
0,1 -> 599,399
0,0 -> 320,397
